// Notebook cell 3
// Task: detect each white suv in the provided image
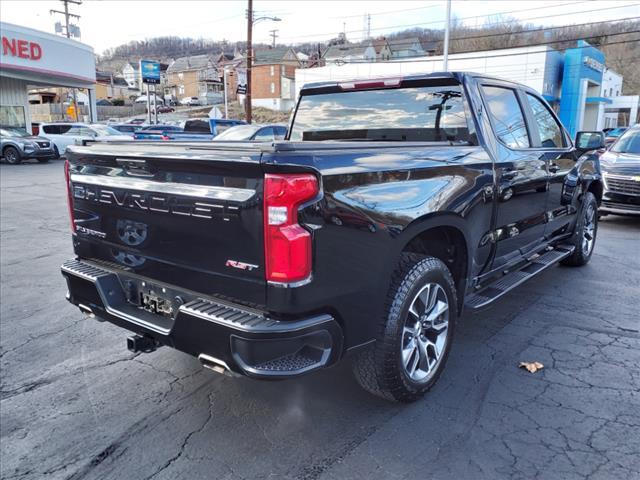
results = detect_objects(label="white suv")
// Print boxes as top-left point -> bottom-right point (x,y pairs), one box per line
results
37,123 -> 130,156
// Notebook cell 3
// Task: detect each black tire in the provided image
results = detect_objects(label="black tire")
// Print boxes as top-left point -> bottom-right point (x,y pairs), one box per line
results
53,145 -> 60,159
352,253 -> 458,402
3,146 -> 21,165
561,191 -> 598,267
37,158 -> 50,163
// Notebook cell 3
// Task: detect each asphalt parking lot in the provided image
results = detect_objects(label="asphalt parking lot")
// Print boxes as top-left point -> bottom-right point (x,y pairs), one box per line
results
1,160 -> 639,480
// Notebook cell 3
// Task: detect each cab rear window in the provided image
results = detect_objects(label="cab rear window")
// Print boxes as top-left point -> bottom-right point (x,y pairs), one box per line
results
290,84 -> 475,143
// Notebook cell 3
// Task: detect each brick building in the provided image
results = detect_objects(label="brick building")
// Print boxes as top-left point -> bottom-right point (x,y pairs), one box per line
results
251,47 -> 300,111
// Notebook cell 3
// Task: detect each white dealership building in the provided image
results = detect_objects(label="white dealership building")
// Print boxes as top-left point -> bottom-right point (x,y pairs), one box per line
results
0,22 -> 96,131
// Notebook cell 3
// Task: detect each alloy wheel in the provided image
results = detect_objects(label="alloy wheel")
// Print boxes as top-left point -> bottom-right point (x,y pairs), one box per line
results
401,283 -> 450,382
582,204 -> 596,255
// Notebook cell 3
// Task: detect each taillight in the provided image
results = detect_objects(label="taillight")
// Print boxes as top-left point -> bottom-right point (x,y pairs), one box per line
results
64,159 -> 76,232
264,173 -> 318,284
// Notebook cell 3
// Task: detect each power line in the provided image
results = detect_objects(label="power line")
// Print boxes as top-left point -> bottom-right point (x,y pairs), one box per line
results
330,2 -> 443,19
278,2 -> 637,42
321,16 -> 640,54
339,36 -> 640,65
450,16 -> 640,43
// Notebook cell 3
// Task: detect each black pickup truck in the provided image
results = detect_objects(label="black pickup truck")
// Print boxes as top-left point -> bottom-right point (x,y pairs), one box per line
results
61,72 -> 604,402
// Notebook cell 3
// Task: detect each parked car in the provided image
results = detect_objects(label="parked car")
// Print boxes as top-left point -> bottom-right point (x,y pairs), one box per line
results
37,123 -> 130,155
598,125 -> 640,216
128,118 -> 146,125
134,118 -> 246,141
155,105 -> 175,114
110,123 -> 145,136
213,124 -> 287,141
180,97 -> 201,106
604,126 -> 628,146
62,72 -> 604,402
133,124 -> 184,140
1,126 -> 57,164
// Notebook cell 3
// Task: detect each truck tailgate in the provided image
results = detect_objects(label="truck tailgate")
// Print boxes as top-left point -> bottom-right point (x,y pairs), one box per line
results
66,142 -> 267,307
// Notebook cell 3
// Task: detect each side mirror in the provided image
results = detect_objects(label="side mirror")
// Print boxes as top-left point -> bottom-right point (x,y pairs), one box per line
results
575,131 -> 605,151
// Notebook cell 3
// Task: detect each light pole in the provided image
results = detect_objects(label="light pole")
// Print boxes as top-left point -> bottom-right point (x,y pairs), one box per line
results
245,1 -> 281,124
443,0 -> 452,71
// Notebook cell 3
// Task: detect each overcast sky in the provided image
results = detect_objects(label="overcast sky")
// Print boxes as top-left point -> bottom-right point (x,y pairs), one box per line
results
1,0 -> 638,55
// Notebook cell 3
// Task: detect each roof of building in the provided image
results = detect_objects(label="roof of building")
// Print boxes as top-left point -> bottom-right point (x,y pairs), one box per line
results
388,37 -> 424,51
372,37 -> 390,54
167,54 -> 215,73
253,47 -> 297,65
324,44 -> 370,59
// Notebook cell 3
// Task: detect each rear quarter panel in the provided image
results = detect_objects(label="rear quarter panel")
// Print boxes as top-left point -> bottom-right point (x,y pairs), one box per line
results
263,143 -> 494,348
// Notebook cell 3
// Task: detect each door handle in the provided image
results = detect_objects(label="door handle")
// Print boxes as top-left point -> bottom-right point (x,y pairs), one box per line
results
548,164 -> 560,173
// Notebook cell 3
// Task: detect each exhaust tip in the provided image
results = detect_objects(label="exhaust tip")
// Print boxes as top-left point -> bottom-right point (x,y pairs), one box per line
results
198,354 -> 235,377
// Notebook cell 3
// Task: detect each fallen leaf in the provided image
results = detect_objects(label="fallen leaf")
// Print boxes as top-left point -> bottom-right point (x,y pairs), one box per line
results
519,361 -> 544,373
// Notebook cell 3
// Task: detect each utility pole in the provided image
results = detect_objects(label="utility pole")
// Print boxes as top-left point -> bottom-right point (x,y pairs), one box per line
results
246,0 -> 253,124
51,0 -> 82,121
269,29 -> 278,48
443,0 -> 452,71
223,67 -> 229,119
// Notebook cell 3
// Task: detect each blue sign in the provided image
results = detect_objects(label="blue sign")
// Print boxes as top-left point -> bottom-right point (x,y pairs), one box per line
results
140,60 -> 160,84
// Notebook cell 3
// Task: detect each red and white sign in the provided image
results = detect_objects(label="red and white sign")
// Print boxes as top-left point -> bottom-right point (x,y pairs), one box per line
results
0,22 -> 95,85
2,36 -> 42,60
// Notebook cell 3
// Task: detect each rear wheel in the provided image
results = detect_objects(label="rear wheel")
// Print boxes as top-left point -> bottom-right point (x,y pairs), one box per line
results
3,146 -> 21,165
561,191 -> 598,266
352,254 -> 457,402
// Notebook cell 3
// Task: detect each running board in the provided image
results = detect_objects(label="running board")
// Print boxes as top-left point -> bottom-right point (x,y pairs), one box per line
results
465,245 -> 574,310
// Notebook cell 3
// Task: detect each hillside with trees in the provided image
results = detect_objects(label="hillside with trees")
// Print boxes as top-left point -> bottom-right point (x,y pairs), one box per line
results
97,18 -> 639,93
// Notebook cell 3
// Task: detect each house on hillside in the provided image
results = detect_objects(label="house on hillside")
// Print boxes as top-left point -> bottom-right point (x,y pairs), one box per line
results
250,47 -> 300,111
95,70 -> 134,102
372,37 -> 392,61
323,44 -> 375,64
388,37 -> 426,58
216,51 -> 244,101
164,54 -> 222,104
122,62 -> 140,89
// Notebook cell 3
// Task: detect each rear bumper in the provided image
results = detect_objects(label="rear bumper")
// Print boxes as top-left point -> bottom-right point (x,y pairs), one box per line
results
61,259 -> 343,378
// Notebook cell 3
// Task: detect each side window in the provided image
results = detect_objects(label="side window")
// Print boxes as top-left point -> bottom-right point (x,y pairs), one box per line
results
274,126 -> 287,139
525,94 -> 565,148
80,128 -> 96,137
62,126 -> 82,136
43,125 -> 60,134
482,86 -> 530,148
253,127 -> 274,141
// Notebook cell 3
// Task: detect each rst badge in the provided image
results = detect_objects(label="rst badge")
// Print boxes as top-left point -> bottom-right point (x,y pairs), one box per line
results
225,260 -> 259,272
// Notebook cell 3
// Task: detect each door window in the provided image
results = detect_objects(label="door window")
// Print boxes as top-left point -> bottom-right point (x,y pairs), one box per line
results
253,127 -> 274,141
525,94 -> 565,148
482,86 -> 530,148
42,125 -> 62,134
274,126 -> 287,139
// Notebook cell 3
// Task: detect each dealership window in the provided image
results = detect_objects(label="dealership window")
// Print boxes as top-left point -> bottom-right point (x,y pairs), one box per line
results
270,66 -> 275,76
0,106 -> 26,128
270,82 -> 275,94
482,86 -> 530,148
